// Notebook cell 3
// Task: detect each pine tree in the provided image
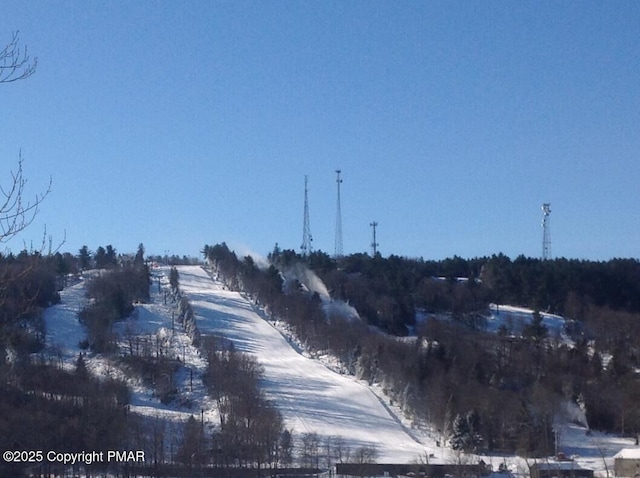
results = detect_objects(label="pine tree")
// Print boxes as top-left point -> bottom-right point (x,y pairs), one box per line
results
450,410 -> 483,452
134,243 -> 145,267
78,245 -> 92,270
451,414 -> 469,450
75,352 -> 88,378
94,246 -> 107,269
105,244 -> 117,267
524,310 -> 547,341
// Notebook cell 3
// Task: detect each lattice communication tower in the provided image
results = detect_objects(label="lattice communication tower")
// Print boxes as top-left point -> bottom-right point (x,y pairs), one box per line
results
542,203 -> 551,260
334,170 -> 343,258
370,221 -> 379,256
301,175 -> 313,255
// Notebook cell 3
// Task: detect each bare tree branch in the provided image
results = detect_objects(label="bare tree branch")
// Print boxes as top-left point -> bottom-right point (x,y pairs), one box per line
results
0,32 -> 56,250
0,152 -> 52,243
0,31 -> 37,83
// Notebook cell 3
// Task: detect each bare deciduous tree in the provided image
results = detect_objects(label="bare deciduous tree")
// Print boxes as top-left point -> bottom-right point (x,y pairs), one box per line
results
1,153 -> 51,244
1,32 -> 49,246
0,31 -> 37,83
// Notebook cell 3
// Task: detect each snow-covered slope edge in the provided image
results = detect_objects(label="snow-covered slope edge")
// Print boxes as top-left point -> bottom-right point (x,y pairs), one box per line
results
176,265 -> 430,462
41,265 -> 637,474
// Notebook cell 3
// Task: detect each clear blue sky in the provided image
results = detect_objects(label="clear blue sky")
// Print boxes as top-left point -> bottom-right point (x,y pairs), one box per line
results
2,1 -> 639,261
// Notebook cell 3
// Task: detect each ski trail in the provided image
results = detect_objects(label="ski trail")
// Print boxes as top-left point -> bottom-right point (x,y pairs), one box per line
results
177,265 -> 429,462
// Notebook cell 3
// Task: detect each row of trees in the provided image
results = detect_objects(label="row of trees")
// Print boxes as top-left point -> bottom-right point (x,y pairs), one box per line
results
0,251 -> 61,355
0,352 -> 130,476
204,243 -> 640,456
79,250 -> 151,353
481,254 -> 640,315
169,265 -> 290,470
308,251 -> 640,334
202,336 -> 288,470
193,249 -> 382,470
178,333 -> 379,471
1,34 -> 156,476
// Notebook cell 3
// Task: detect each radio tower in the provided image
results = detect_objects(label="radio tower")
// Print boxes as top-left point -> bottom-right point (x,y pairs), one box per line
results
334,170 -> 343,258
542,203 -> 551,260
301,175 -> 313,255
370,221 -> 379,256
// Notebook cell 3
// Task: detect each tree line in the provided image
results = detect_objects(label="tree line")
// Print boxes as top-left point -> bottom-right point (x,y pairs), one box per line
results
0,243 -> 151,476
158,263 -> 376,474
204,243 -> 640,457
79,243 -> 151,352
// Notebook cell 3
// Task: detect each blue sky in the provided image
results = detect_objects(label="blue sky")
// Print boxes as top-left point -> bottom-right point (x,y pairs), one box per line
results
2,1 -> 639,260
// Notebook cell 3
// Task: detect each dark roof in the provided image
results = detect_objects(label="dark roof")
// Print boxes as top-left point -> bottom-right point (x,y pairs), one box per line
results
531,463 -> 590,471
336,463 -> 487,477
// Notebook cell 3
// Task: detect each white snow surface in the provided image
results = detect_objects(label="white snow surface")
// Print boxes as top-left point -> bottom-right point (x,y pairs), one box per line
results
43,274 -> 90,362
487,303 -> 568,339
614,448 -> 640,459
178,265 -> 428,462
40,265 -> 637,473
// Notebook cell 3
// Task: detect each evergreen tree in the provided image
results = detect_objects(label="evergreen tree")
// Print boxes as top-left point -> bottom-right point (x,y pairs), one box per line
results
134,243 -> 145,267
524,310 -> 548,341
75,352 -> 88,378
78,245 -> 92,270
450,413 -> 469,450
94,246 -> 107,269
450,410 -> 482,452
105,244 -> 117,267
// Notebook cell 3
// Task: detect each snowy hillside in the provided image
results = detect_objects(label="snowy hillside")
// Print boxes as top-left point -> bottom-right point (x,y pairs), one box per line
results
42,266 -> 430,461
176,265 -> 429,462
486,303 -> 568,339
40,264 -> 638,474
43,269 -> 216,424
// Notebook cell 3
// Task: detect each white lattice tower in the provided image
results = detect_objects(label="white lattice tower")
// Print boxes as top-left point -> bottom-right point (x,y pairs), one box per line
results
301,175 -> 313,255
334,170 -> 343,258
542,203 -> 551,260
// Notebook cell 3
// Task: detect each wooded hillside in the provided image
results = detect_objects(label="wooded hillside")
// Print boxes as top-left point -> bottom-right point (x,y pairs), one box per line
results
205,243 -> 640,456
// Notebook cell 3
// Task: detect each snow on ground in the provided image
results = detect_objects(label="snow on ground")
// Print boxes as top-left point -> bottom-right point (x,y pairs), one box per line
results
486,304 -> 568,339
177,265 -> 431,463
559,423 -> 635,476
41,265 -> 637,472
43,274 -> 90,363
43,268 -> 218,425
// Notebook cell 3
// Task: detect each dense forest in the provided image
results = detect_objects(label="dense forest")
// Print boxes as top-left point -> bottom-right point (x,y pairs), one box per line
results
0,245 -> 337,476
0,245 -> 148,476
1,238 -> 639,475
204,243 -> 640,457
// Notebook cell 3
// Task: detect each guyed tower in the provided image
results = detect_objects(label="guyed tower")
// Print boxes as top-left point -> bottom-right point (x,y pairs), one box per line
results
334,170 -> 343,258
301,175 -> 313,256
542,203 -> 551,260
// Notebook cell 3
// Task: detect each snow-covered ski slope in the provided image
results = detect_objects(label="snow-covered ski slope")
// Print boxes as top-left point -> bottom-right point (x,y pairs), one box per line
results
177,265 -> 428,462
41,265 -> 636,472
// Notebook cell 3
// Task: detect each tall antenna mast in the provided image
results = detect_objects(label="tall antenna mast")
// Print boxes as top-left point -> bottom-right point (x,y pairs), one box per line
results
542,203 -> 551,260
334,169 -> 343,258
301,175 -> 313,255
370,221 -> 379,256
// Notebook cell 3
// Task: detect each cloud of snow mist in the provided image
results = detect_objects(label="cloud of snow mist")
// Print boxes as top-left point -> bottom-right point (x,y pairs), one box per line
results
286,263 -> 360,321
232,243 -> 270,270
559,400 -> 588,428
292,263 -> 330,300
323,299 -> 360,321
